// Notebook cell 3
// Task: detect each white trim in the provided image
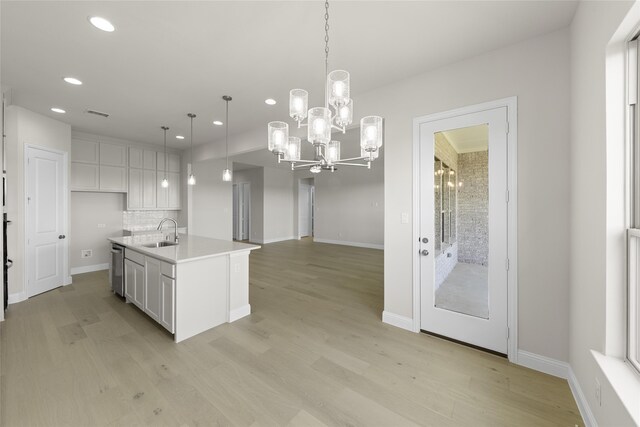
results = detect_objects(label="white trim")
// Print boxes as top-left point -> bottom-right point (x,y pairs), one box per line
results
313,238 -> 384,250
229,304 -> 251,322
8,291 -> 27,304
70,263 -> 109,275
257,236 -> 296,244
411,97 -> 519,362
24,144 -> 69,299
568,366 -> 597,427
382,311 -> 414,331
516,350 -> 569,379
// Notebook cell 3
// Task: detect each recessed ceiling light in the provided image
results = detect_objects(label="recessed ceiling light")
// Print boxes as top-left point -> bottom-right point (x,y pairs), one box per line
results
176,135 -> 184,140
213,120 -> 223,126
89,16 -> 115,32
51,107 -> 66,114
265,98 -> 277,105
63,77 -> 82,85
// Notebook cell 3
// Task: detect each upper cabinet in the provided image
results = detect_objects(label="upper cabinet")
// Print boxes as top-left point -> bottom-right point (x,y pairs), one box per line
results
72,137 -> 180,210
100,143 -> 127,167
71,139 -> 127,192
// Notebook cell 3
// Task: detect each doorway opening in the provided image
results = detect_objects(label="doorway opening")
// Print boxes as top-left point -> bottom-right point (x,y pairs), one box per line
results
413,98 -> 518,360
298,178 -> 314,239
232,182 -> 250,241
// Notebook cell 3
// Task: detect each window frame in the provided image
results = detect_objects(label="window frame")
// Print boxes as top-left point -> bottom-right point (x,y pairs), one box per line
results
627,38 -> 640,374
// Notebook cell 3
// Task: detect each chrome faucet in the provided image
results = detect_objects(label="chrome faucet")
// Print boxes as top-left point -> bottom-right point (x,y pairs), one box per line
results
157,218 -> 179,243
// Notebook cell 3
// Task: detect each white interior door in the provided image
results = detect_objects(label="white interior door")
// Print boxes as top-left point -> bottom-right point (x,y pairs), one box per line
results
299,183 -> 311,237
232,184 -> 239,240
419,107 -> 508,354
241,183 -> 250,240
26,146 -> 66,297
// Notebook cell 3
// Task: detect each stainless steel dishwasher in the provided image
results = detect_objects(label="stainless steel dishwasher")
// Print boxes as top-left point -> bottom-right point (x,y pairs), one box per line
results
110,243 -> 125,297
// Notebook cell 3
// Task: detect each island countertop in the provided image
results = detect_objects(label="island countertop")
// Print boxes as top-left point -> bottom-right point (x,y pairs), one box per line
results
108,234 -> 260,264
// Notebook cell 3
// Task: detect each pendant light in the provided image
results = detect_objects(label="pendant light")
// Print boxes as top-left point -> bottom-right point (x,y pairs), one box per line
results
222,95 -> 232,182
267,0 -> 383,173
161,126 -> 169,188
187,113 -> 196,186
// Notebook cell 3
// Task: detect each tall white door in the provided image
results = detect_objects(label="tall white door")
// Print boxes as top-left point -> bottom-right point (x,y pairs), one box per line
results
233,183 -> 250,241
26,146 -> 66,297
419,107 -> 508,354
299,183 -> 312,238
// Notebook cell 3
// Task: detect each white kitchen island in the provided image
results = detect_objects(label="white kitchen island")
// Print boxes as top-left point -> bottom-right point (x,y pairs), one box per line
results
108,234 -> 260,342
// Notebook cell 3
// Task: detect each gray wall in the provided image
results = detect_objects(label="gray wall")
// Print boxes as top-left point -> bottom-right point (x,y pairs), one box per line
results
70,192 -> 125,271
570,1 -> 636,425
263,167 -> 295,242
457,151 -> 488,266
190,158 -> 232,240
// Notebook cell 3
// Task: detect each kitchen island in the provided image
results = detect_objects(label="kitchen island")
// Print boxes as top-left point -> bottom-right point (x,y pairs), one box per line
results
108,234 -> 260,342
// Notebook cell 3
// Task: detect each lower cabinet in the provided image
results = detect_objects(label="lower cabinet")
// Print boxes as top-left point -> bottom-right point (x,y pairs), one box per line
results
145,257 -> 162,322
124,251 -> 175,333
160,275 -> 175,333
124,258 -> 145,310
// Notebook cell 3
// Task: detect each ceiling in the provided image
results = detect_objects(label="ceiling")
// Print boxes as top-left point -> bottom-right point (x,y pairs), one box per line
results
441,124 -> 488,153
1,1 -> 578,149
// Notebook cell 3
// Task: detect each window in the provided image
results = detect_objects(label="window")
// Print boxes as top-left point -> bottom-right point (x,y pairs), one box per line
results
627,39 -> 640,373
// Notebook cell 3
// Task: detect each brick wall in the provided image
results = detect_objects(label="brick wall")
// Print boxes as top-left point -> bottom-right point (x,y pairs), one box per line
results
457,150 -> 488,266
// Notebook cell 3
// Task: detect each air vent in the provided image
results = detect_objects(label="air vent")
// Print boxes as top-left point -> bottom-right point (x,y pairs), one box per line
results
86,109 -> 109,118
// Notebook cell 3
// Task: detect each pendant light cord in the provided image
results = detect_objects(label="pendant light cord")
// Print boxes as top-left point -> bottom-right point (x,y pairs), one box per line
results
225,98 -> 229,169
161,126 -> 169,180
189,114 -> 195,175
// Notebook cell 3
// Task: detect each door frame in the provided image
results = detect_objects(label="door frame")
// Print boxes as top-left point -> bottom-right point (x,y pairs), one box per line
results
411,97 -> 518,362
298,180 -> 314,239
24,144 -> 70,299
233,181 -> 251,241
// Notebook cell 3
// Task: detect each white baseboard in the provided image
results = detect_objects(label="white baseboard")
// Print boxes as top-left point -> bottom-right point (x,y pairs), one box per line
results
8,291 -> 27,304
70,263 -> 110,275
257,236 -> 296,244
313,238 -> 384,250
516,350 -> 569,379
568,366 -> 596,427
229,304 -> 251,322
382,311 -> 414,332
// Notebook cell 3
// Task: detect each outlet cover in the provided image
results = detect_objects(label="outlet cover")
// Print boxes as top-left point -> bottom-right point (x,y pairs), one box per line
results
81,249 -> 92,258
97,223 -> 106,228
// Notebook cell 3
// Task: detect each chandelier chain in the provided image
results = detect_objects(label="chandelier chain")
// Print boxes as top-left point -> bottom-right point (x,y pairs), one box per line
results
324,0 -> 329,77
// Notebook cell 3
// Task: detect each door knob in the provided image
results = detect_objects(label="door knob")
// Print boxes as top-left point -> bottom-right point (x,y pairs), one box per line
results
58,234 -> 66,239
421,249 -> 429,256
422,237 -> 429,244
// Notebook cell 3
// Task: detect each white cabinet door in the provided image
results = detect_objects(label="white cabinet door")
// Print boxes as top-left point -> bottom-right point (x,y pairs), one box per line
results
168,154 -> 180,173
124,259 -> 136,301
71,139 -> 99,163
156,174 -> 169,209
128,168 -> 142,209
133,261 -> 145,309
160,275 -> 175,333
168,172 -> 180,209
71,162 -> 99,190
143,170 -> 156,208
129,147 -> 143,169
143,150 -> 157,170
145,257 -> 162,321
125,258 -> 145,309
99,165 -> 127,191
100,143 -> 127,167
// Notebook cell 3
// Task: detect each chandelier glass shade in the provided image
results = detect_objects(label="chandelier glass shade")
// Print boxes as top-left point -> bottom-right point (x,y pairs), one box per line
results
267,0 -> 383,173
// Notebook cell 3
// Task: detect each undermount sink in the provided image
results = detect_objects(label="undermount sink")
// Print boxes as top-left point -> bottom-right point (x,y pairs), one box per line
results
142,241 -> 178,248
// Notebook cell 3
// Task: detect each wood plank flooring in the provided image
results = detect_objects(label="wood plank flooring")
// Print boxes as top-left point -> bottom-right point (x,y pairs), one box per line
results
0,238 -> 582,426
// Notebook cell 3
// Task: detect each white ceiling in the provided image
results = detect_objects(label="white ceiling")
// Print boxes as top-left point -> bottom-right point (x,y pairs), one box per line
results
1,1 -> 577,149
441,124 -> 488,153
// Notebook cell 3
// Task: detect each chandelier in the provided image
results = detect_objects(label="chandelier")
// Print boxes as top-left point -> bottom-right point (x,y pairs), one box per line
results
267,0 -> 383,173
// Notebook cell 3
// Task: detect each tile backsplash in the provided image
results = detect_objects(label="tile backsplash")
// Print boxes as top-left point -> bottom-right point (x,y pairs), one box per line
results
122,210 -> 180,232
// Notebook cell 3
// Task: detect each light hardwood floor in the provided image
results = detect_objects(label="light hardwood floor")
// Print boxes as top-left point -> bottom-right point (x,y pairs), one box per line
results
0,238 -> 582,426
